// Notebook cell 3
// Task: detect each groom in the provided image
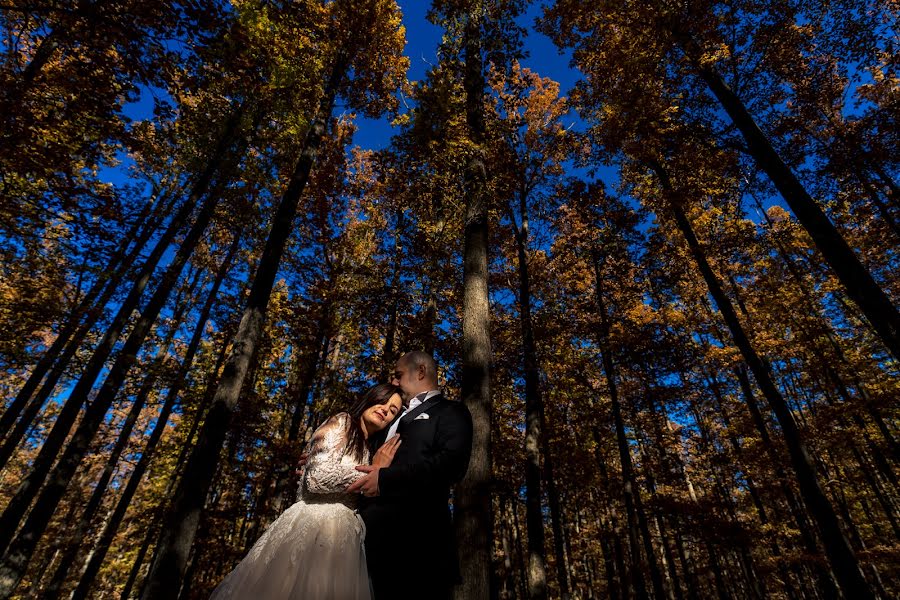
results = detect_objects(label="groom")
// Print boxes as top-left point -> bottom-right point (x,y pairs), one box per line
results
348,351 -> 473,600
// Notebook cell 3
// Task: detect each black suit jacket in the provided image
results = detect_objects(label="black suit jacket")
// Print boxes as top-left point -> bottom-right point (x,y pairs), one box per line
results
360,393 -> 472,596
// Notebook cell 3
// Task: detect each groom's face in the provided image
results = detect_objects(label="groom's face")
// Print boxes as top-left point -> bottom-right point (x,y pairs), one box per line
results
391,360 -> 418,403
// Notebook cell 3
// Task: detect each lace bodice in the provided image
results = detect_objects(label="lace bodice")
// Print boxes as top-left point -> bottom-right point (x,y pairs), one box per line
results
299,412 -> 369,506
210,412 -> 373,599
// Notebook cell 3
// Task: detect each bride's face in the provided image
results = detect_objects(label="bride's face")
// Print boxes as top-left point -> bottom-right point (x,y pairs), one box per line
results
362,393 -> 403,433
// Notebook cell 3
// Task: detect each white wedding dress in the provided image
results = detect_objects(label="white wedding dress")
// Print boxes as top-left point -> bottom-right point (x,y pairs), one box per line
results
210,412 -> 371,599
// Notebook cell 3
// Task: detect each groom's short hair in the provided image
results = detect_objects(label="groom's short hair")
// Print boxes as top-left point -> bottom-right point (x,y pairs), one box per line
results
401,351 -> 438,383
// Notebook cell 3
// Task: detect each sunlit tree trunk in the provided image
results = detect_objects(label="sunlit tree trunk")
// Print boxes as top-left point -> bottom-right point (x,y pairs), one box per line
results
507,192 -> 548,599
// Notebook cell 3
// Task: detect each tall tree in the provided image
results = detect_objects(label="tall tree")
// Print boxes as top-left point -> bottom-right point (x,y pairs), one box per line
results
649,156 -> 875,599
140,1 -> 407,595
490,61 -> 579,599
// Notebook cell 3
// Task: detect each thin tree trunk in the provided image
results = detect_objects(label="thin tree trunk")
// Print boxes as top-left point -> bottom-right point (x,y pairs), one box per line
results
0,104 -> 240,477
455,8 -> 494,600
588,429 -> 627,600
703,372 -> 804,599
0,188 -> 160,444
120,528 -> 152,600
591,252 -> 664,600
41,266 -> 203,596
0,112 -> 242,578
120,309 -> 236,600
507,193 -> 548,599
0,188 -> 181,469
422,189 -> 446,355
271,314 -> 328,513
382,210 -> 405,379
69,230 -> 240,599
675,36 -> 900,360
511,497 -> 529,600
0,156 -> 239,596
139,49 -> 352,599
542,443 -> 569,599
652,162 -> 875,600
19,28 -> 61,89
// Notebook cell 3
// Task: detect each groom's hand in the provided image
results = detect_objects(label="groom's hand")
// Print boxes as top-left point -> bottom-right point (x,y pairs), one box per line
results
347,466 -> 381,497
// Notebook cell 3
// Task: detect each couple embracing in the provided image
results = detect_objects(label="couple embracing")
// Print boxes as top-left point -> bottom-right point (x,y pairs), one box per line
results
210,351 -> 473,600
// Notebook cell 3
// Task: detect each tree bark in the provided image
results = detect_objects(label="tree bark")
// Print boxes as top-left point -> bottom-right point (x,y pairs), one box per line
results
382,210 -> 405,380
139,49 -> 351,599
0,187 -> 162,444
542,441 -> 569,599
454,8 -> 494,600
591,252 -> 663,600
0,112 -> 243,582
652,162 -> 875,600
68,229 -> 240,599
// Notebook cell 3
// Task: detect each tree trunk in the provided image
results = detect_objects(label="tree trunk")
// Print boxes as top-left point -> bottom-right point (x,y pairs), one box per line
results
0,187 -> 162,444
676,35 -> 900,360
382,210 -> 405,379
507,193 -> 548,599
139,50 -> 351,599
702,371 -> 804,599
69,230 -> 240,599
19,28 -> 61,90
271,313 -> 328,513
42,266 -> 203,596
0,188 -> 181,469
542,442 -> 569,599
0,151 -> 244,596
589,443 -> 627,600
119,304 -> 236,600
652,163 -> 875,600
454,9 -> 494,600
0,113 -> 244,582
591,252 -> 665,600
422,189 -> 447,355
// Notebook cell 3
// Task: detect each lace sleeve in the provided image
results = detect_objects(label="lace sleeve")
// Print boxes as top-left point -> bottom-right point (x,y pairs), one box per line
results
303,412 -> 365,494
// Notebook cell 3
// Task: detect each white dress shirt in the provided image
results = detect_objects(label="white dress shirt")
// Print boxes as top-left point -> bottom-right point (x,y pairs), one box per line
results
386,389 -> 441,439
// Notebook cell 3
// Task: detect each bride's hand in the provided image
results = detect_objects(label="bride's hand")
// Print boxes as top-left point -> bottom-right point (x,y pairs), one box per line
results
294,452 -> 309,478
371,435 -> 401,467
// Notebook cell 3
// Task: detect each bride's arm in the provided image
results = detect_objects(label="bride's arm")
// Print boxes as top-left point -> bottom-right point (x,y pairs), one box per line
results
303,413 -> 364,494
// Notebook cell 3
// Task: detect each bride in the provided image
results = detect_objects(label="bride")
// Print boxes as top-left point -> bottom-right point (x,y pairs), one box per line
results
210,383 -> 403,599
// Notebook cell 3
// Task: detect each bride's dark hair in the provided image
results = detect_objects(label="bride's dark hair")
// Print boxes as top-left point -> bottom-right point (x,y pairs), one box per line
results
345,383 -> 400,461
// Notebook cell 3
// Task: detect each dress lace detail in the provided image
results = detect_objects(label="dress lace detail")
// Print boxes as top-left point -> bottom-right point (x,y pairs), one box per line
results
210,413 -> 371,600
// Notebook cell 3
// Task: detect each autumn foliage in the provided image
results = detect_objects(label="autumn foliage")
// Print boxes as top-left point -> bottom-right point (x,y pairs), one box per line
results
0,1 -> 897,599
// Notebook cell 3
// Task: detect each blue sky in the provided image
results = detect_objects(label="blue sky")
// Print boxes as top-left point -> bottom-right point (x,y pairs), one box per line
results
352,1 -> 582,151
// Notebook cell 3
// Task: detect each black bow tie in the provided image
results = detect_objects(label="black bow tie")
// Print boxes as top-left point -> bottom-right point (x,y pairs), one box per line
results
406,392 -> 429,409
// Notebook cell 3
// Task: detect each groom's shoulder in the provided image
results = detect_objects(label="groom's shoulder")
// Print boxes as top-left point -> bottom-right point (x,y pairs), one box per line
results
434,395 -> 471,419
